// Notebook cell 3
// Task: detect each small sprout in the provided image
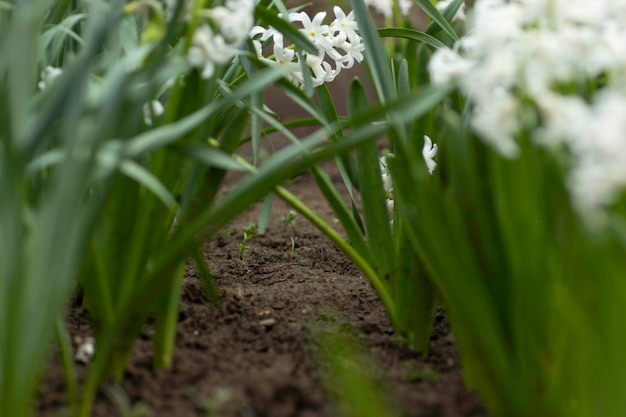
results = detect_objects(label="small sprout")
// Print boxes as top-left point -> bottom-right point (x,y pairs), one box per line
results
288,236 -> 299,258
404,362 -> 440,383
281,210 -> 297,230
238,223 -> 258,261
184,387 -> 232,417
105,385 -> 152,417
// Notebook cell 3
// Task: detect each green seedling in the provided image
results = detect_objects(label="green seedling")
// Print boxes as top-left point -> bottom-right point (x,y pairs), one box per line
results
404,362 -> 440,383
239,223 -> 258,261
281,209 -> 298,231
104,385 -> 152,417
184,387 -> 232,417
288,236 -> 300,258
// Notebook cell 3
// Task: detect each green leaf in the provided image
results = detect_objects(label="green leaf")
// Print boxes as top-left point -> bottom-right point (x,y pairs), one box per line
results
126,67 -> 287,157
378,28 -> 446,50
426,0 -> 464,36
412,0 -> 459,41
348,79 -> 395,279
316,84 -> 359,193
178,144 -> 246,171
0,1 -> 14,10
118,159 -> 177,209
311,166 -> 372,263
350,0 -> 396,103
257,192 -> 275,236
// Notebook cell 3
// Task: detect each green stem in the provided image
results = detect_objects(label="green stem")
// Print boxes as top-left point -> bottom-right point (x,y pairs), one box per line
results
153,263 -> 184,370
55,316 -> 79,413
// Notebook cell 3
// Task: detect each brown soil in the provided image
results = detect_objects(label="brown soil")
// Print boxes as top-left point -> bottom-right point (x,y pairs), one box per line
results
38,162 -> 485,417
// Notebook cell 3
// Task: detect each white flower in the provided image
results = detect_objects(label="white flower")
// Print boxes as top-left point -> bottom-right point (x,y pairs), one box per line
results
187,0 -> 254,79
364,0 -> 393,18
379,155 -> 394,194
364,0 -> 412,18
38,66 -> 63,90
206,0 -> 254,44
568,91 -> 626,215
398,0 -> 412,16
330,6 -> 359,45
428,0 -> 626,218
75,336 -> 95,364
143,100 -> 165,126
386,198 -> 395,218
251,6 -> 364,89
422,135 -> 438,174
470,90 -> 521,158
428,48 -> 473,85
306,53 -> 339,85
290,11 -> 335,53
379,154 -> 396,225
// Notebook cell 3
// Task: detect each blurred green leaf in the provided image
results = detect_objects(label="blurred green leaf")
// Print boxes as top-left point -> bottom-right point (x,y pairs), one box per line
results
378,28 -> 445,50
412,0 -> 459,41
350,0 -> 395,102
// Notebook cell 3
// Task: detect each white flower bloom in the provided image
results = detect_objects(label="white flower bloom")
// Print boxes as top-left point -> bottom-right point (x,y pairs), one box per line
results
568,92 -> 626,214
386,198 -> 395,217
398,0 -> 412,16
143,100 -> 165,126
290,11 -> 333,51
429,0 -> 626,217
470,90 -> 521,158
38,66 -> 63,90
306,53 -> 339,85
330,6 -> 359,45
251,6 -> 364,89
206,0 -> 254,45
422,135 -> 438,174
365,0 -> 412,18
428,48 -> 473,85
364,0 -> 393,18
187,0 -> 254,79
75,336 -> 95,364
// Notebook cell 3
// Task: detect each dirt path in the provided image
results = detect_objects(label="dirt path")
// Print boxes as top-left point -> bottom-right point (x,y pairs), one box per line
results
39,164 -> 484,417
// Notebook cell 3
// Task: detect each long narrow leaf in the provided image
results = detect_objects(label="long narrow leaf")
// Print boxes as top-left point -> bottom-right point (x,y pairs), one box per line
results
378,28 -> 445,50
350,0 -> 395,103
412,0 -> 459,41
348,79 -> 395,279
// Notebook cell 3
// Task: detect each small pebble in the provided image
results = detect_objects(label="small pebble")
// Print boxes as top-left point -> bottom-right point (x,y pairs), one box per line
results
259,318 -> 276,327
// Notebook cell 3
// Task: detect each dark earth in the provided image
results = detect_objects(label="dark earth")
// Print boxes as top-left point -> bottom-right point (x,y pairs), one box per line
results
38,160 -> 486,417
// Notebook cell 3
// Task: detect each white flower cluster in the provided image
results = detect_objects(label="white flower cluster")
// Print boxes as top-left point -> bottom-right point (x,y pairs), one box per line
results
364,0 -> 412,18
187,0 -> 255,79
250,6 -> 364,88
428,0 -> 626,217
380,136 -> 438,222
38,66 -> 63,90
